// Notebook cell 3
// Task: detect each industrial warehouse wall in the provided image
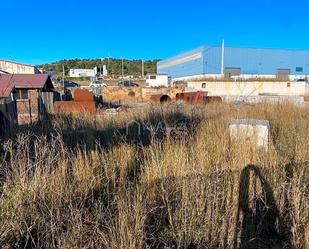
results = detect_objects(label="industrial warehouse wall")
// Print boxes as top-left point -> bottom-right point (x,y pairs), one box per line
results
187,81 -> 308,96
0,60 -> 40,74
203,46 -> 222,74
159,45 -> 309,79
223,46 -> 309,75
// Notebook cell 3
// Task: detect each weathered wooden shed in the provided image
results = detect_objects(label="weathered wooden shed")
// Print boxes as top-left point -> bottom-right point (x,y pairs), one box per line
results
0,74 -> 54,124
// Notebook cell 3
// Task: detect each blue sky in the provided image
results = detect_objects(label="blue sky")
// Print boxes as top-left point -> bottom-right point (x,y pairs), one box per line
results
1,0 -> 309,65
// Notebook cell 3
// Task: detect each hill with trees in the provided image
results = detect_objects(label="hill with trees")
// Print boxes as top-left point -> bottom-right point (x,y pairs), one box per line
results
39,58 -> 159,77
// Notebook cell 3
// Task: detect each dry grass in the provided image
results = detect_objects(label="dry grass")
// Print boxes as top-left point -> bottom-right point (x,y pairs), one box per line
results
0,103 -> 308,248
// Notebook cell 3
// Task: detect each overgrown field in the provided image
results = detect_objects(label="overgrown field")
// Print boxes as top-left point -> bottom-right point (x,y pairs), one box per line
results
0,103 -> 308,249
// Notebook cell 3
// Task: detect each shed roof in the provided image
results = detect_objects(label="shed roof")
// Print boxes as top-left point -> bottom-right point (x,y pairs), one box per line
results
0,75 -> 15,98
0,70 -> 8,74
0,74 -> 53,90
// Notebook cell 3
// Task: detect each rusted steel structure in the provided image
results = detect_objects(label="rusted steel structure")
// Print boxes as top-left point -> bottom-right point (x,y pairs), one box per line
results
176,91 -> 222,105
54,89 -> 96,115
73,88 -> 94,102
204,96 -> 222,104
54,101 -> 96,115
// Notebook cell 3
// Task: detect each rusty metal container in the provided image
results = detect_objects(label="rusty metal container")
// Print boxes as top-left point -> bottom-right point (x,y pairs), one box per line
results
73,89 -> 94,102
205,96 -> 222,104
176,91 -> 206,104
54,101 -> 96,115
176,91 -> 222,105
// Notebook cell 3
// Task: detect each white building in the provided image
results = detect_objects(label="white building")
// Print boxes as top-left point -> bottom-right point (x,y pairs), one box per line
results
69,67 -> 97,77
146,74 -> 172,88
0,60 -> 41,74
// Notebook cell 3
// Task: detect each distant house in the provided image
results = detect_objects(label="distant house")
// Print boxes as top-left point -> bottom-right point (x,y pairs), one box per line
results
0,60 -> 41,74
146,74 -> 172,88
0,74 -> 54,124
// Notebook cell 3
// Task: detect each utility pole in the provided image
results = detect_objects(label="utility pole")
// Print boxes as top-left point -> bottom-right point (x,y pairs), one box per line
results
221,39 -> 225,76
62,64 -> 65,98
108,58 -> 110,77
122,58 -> 124,80
101,58 -> 104,78
141,60 -> 144,78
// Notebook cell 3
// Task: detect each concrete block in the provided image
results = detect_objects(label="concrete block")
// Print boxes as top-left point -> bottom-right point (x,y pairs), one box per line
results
229,119 -> 270,150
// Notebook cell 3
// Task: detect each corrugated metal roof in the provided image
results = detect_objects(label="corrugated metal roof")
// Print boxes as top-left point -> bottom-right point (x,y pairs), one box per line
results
0,74 -> 53,90
0,75 -> 15,98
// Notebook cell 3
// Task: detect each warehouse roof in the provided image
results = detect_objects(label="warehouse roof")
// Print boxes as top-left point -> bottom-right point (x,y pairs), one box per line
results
0,74 -> 53,90
0,59 -> 38,69
158,45 -> 309,66
147,73 -> 168,76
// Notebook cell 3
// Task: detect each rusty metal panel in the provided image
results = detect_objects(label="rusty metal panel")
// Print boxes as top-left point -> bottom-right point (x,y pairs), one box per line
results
54,101 -> 96,115
73,89 -> 94,102
205,96 -> 222,104
176,91 -> 222,105
176,91 -> 206,104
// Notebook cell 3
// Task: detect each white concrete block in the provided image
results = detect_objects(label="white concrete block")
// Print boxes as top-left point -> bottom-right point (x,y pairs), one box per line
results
229,119 -> 270,150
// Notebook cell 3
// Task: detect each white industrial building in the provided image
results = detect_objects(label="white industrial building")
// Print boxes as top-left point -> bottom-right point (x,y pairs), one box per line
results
0,60 -> 41,74
69,67 -> 97,77
146,74 -> 172,88
158,41 -> 309,81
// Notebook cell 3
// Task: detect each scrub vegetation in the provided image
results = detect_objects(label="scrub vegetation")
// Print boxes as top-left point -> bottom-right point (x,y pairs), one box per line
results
0,103 -> 308,248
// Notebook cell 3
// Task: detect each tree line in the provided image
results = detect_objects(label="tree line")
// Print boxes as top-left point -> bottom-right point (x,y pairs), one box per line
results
39,58 -> 159,77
